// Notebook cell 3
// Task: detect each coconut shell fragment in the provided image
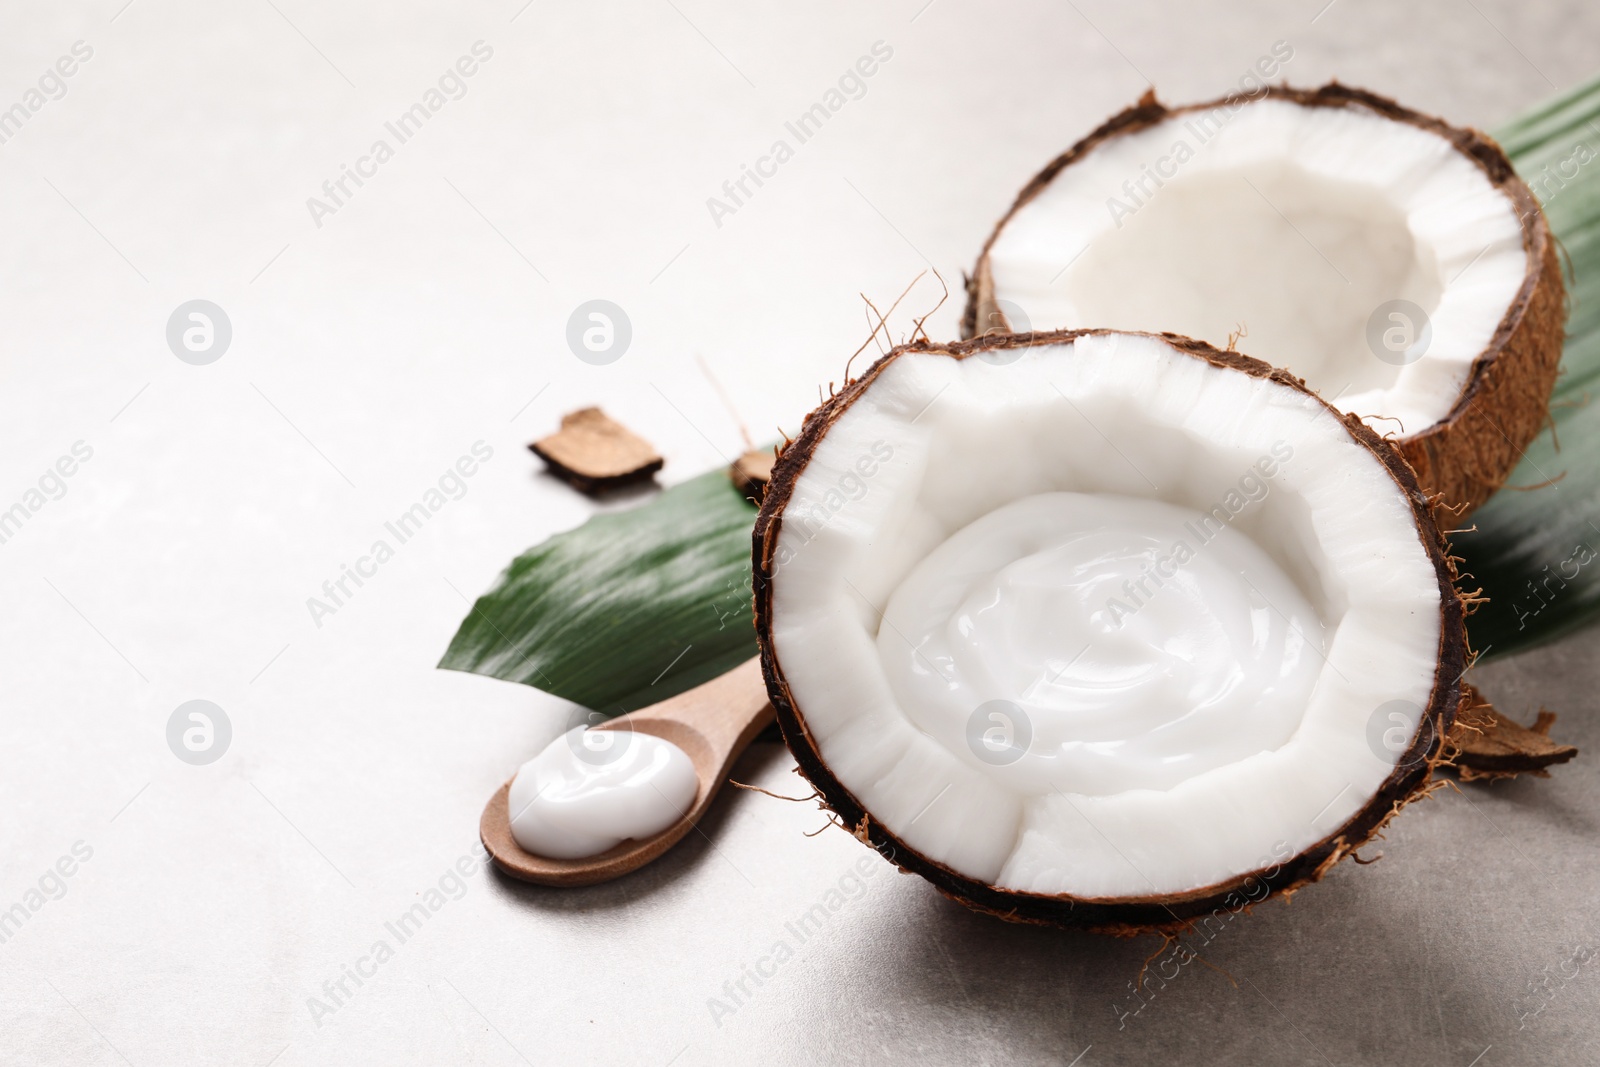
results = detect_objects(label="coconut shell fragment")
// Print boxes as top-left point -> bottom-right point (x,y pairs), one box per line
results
1446,683 -> 1578,782
729,448 -> 777,504
529,407 -> 664,495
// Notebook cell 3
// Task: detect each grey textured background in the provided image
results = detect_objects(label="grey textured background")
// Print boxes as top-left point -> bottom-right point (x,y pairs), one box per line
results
1,0 -> 1597,1064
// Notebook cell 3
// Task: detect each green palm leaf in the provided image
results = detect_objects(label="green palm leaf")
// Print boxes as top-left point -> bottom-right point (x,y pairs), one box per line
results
437,470 -> 758,714
1458,73 -> 1600,659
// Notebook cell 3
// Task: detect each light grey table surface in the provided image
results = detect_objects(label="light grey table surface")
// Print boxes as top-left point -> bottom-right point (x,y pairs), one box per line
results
2,1 -> 1598,1064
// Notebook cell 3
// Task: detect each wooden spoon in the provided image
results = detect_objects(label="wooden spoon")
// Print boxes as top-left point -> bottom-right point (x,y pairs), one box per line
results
480,657 -> 774,887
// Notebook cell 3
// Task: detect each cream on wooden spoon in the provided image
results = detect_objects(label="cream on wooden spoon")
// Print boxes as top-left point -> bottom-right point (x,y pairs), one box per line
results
506,727 -> 699,859
481,657 -> 773,886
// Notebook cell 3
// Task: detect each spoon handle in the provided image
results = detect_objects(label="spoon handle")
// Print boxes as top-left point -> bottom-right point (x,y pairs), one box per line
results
601,656 -> 772,758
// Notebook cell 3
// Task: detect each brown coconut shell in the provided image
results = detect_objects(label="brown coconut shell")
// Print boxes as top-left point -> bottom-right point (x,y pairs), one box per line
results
1445,683 -> 1577,781
529,406 -> 664,495
961,83 -> 1566,520
729,447 -> 777,504
753,328 -> 1468,934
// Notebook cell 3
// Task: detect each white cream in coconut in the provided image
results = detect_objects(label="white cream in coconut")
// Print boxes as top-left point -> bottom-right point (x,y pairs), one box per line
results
879,492 -> 1326,797
766,335 -> 1442,898
985,99 -> 1526,436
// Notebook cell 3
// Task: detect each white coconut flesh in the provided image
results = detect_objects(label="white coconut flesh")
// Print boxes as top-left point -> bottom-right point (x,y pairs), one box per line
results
767,334 -> 1443,899
985,99 -> 1526,437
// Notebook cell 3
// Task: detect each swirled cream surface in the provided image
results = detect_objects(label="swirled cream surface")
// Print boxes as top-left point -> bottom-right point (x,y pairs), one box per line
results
507,726 -> 698,859
878,492 -> 1325,796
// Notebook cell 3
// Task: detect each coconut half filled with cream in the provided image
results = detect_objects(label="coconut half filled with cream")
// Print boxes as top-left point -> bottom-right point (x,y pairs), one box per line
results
964,84 -> 1565,517
753,330 -> 1466,932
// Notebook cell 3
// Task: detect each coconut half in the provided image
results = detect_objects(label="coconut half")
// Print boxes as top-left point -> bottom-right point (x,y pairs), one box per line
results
753,329 -> 1466,932
963,84 -> 1565,517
